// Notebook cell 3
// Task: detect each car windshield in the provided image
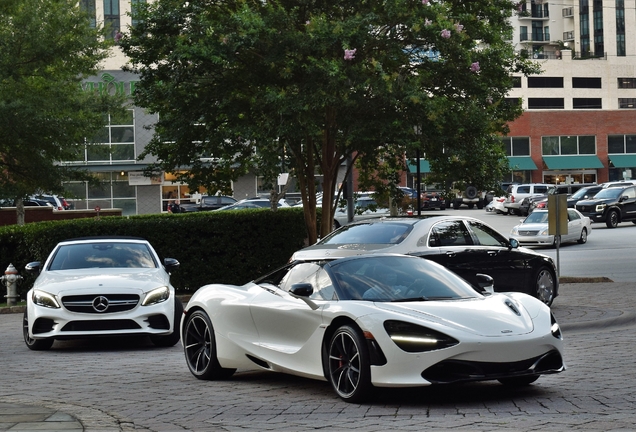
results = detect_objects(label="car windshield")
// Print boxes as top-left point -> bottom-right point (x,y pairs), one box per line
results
524,212 -> 549,224
319,222 -> 413,245
49,242 -> 157,270
329,256 -> 481,302
571,187 -> 594,199
593,188 -> 623,199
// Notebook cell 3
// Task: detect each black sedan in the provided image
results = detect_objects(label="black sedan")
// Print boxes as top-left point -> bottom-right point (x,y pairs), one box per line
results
291,216 -> 558,306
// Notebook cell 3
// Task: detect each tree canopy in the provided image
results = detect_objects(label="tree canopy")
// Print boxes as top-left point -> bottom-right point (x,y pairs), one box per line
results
121,0 -> 539,242
0,0 -> 125,216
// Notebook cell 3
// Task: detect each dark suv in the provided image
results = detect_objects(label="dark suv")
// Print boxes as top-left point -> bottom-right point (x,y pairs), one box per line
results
575,185 -> 636,228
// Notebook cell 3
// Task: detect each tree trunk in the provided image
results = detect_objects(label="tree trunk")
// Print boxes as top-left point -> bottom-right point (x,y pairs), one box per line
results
15,197 -> 26,226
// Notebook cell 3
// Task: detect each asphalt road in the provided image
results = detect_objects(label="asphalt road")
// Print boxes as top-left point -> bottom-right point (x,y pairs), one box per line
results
2,281 -> 636,431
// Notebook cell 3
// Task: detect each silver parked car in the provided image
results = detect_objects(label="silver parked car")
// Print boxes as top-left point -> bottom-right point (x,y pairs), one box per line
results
510,209 -> 592,247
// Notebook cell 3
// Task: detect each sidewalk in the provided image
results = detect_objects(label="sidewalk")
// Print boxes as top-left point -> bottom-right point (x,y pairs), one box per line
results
1,281 -> 635,431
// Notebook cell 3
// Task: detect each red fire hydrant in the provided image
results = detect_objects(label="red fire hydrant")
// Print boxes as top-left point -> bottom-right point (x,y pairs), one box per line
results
1,264 -> 23,307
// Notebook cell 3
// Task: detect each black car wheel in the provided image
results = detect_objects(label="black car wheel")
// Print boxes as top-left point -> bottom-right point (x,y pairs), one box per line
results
327,325 -> 373,403
498,375 -> 539,386
606,209 -> 619,228
23,310 -> 54,351
578,228 -> 588,244
183,310 -> 236,380
150,297 -> 184,347
534,266 -> 555,306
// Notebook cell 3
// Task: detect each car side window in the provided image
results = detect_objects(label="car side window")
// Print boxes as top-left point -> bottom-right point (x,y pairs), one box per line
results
624,187 -> 636,199
278,263 -> 336,300
533,186 -> 548,194
466,221 -> 508,247
517,186 -> 530,194
429,221 -> 472,246
567,209 -> 580,221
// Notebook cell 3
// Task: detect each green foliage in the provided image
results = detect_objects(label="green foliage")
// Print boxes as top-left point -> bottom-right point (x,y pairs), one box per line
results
0,0 -> 126,200
0,209 -> 309,299
120,0 -> 540,241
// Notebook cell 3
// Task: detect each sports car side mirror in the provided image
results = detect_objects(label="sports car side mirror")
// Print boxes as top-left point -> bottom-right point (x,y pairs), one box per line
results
25,261 -> 41,273
476,273 -> 494,295
508,238 -> 519,249
163,258 -> 180,272
290,283 -> 313,297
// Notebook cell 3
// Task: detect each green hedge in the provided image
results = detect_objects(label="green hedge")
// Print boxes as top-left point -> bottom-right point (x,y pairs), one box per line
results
0,208 -> 310,299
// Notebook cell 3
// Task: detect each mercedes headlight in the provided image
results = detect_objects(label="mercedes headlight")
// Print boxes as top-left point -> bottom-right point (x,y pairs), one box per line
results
32,290 -> 60,309
384,320 -> 459,352
142,286 -> 170,306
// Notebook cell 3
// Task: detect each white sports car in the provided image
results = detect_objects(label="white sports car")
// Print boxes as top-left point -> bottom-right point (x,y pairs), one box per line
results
181,254 -> 565,402
23,237 -> 182,350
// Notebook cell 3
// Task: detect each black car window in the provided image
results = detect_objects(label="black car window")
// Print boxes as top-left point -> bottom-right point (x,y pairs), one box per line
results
594,188 -> 623,199
318,222 -> 412,245
466,221 -> 508,247
278,262 -> 337,300
533,186 -> 549,194
624,187 -> 636,199
430,220 -> 472,247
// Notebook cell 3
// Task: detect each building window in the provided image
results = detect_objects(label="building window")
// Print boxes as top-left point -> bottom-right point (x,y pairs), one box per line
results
527,77 -> 564,88
63,172 -> 137,216
572,77 -> 602,88
131,0 -> 146,27
161,172 -> 207,212
103,0 -> 120,40
504,98 -> 522,107
608,135 -> 636,153
542,136 -> 596,155
501,137 -> 531,156
616,0 -> 625,56
79,0 -> 96,28
528,98 -> 564,109
81,110 -> 135,163
619,99 -> 636,109
511,76 -> 522,88
618,78 -> 636,88
573,98 -> 602,109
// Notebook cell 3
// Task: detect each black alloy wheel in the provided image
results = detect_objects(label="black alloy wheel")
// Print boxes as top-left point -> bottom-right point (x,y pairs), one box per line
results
183,310 -> 235,380
23,310 -> 54,351
327,325 -> 373,403
606,209 -> 619,228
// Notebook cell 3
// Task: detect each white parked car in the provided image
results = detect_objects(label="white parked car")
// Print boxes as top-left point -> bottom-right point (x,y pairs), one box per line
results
23,237 -> 182,350
510,209 -> 592,247
181,254 -> 565,403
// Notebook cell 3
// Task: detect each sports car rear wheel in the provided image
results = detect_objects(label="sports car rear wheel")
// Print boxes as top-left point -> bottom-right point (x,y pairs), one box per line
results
534,266 -> 555,306
183,310 -> 235,380
327,325 -> 372,403
23,310 -> 54,351
498,375 -> 540,386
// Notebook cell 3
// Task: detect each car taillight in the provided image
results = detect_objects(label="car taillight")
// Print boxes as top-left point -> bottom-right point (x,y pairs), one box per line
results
497,198 -> 505,202
510,195 -> 515,203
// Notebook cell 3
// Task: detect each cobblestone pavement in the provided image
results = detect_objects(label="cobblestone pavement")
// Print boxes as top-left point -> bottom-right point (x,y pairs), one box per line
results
1,282 -> 636,431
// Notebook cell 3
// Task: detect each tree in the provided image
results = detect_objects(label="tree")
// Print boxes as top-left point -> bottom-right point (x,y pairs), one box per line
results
121,0 -> 539,243
0,0 -> 125,223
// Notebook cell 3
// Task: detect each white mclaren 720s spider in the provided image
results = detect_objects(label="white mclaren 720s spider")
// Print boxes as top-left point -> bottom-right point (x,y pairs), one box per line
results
181,254 -> 565,402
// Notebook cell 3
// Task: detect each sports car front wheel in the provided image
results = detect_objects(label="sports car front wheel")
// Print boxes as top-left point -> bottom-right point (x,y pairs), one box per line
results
183,310 -> 235,380
327,325 -> 372,403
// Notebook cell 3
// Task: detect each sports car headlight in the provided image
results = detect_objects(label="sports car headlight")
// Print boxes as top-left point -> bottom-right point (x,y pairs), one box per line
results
384,320 -> 459,353
551,313 -> 562,339
595,203 -> 606,212
142,287 -> 170,306
32,289 -> 60,309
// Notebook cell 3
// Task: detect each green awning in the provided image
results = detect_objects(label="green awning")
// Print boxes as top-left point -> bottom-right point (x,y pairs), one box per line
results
609,154 -> 636,168
543,155 -> 604,169
508,156 -> 538,170
407,160 -> 431,173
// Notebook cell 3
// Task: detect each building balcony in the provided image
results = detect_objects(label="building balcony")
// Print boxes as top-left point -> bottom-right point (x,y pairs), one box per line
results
563,31 -> 575,41
562,7 -> 574,17
520,34 -> 551,44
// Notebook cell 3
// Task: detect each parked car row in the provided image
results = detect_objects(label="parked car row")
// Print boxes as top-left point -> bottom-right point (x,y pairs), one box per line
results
22,212 -> 566,403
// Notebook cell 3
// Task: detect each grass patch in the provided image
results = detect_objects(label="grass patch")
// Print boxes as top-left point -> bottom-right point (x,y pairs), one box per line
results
0,301 -> 26,308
